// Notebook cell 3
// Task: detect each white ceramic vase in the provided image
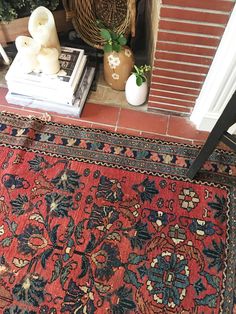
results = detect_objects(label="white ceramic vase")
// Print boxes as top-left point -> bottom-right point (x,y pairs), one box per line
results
125,73 -> 148,106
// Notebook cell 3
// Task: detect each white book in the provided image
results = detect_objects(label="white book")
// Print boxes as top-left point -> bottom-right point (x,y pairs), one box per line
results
6,46 -> 85,95
6,67 -> 95,117
7,55 -> 87,100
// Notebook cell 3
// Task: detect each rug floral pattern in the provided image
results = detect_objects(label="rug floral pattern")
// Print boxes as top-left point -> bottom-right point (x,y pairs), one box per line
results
0,113 -> 235,314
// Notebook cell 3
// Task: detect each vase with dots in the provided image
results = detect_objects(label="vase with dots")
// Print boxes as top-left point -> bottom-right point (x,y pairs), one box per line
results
100,27 -> 134,91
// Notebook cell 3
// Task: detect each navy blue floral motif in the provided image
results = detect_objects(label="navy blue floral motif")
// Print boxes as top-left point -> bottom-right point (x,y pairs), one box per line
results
83,168 -> 90,177
111,287 -> 136,313
159,180 -> 167,189
85,195 -> 93,204
75,192 -> 82,201
92,243 -> 121,280
13,274 -> 47,307
148,210 -> 168,227
61,280 -> 95,313
194,278 -> 206,295
96,175 -> 124,203
208,195 -> 227,223
88,204 -> 119,231
51,169 -> 81,193
28,156 -> 49,172
189,219 -> 216,236
4,306 -> 36,314
17,225 -> 48,256
2,174 -> 29,190
203,240 -> 225,272
93,170 -> 100,179
145,252 -> 190,307
156,198 -> 164,208
45,193 -> 73,217
127,221 -> 152,249
0,123 -> 6,131
39,305 -> 56,314
11,195 -> 29,216
132,178 -> 159,203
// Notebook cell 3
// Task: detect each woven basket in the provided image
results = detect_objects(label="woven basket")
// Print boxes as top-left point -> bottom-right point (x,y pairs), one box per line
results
62,0 -> 136,49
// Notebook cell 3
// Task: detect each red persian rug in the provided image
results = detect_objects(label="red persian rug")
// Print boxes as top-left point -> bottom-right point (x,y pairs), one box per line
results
0,113 -> 235,314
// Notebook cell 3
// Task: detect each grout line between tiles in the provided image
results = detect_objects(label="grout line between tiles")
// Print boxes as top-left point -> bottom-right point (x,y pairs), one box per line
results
115,107 -> 122,131
166,114 -> 170,135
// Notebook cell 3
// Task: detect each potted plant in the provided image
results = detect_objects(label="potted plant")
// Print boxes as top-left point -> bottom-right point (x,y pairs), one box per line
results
0,1 -> 60,22
125,64 -> 151,106
100,26 -> 134,91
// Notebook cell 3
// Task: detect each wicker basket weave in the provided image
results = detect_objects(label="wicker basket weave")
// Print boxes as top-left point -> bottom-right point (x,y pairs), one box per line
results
62,0 -> 136,49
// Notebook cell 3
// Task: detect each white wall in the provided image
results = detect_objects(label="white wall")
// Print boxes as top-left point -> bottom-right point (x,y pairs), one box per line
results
190,4 -> 236,132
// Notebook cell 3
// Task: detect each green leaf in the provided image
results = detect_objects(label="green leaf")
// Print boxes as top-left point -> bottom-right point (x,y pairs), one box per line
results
78,255 -> 89,279
201,271 -> 220,292
75,220 -> 84,243
64,217 -> 74,240
41,248 -> 53,269
60,261 -> 74,287
11,221 -> 18,233
128,253 -> 147,264
50,224 -> 59,245
100,28 -> 111,40
195,294 -> 217,308
50,259 -> 62,283
111,31 -> 118,40
118,35 -> 127,46
85,234 -> 96,253
112,42 -> 121,53
104,43 -> 113,53
124,269 -> 142,288
134,65 -> 140,74
1,237 -> 12,247
136,76 -> 143,86
141,74 -> 147,82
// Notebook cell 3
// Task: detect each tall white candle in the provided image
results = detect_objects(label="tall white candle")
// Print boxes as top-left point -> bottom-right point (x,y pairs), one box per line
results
0,44 -> 10,65
15,36 -> 41,73
37,48 -> 60,75
28,6 -> 61,54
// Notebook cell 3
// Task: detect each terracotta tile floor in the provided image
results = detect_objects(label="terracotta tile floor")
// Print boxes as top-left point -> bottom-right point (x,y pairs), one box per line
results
0,87 -> 209,146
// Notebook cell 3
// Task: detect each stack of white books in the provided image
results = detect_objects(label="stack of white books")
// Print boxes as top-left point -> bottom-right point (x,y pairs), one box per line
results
5,46 -> 95,116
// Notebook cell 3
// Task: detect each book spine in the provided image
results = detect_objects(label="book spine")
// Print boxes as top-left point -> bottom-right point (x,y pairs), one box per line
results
70,55 -> 87,93
73,67 -> 95,115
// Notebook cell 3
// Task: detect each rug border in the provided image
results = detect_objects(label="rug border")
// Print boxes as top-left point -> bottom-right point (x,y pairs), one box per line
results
1,111 -> 235,158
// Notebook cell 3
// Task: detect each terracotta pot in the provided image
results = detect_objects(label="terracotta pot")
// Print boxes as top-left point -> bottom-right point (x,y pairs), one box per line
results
103,47 -> 134,91
125,73 -> 148,106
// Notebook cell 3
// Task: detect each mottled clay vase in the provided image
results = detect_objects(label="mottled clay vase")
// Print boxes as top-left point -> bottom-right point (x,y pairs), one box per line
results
125,73 -> 148,106
103,47 -> 134,91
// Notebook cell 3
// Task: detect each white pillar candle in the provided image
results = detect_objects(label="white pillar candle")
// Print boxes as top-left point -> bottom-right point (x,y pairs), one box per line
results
0,44 -> 10,65
37,48 -> 60,75
28,6 -> 61,54
15,36 -> 41,73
